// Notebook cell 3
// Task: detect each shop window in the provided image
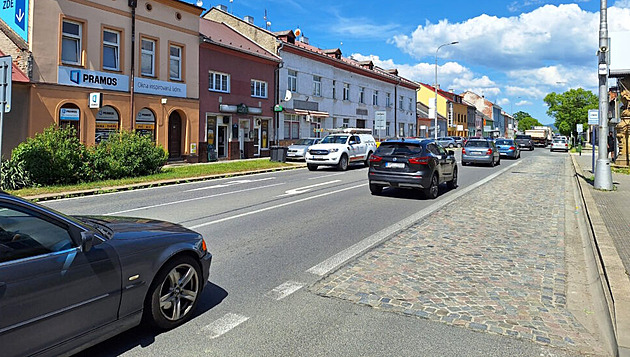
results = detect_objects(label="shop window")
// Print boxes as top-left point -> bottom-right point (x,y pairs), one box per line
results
136,108 -> 156,141
103,29 -> 120,71
59,104 -> 80,138
95,105 -> 120,143
284,114 -> 299,139
61,20 -> 82,65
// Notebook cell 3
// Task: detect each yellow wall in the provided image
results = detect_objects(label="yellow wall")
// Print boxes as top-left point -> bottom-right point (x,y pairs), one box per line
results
417,85 -> 448,118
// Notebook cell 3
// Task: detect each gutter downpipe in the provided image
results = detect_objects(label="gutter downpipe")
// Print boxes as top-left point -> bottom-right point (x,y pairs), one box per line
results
394,78 -> 401,138
129,0 -> 137,130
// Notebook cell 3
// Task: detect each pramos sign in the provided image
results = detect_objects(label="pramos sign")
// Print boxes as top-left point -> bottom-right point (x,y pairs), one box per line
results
58,66 -> 129,92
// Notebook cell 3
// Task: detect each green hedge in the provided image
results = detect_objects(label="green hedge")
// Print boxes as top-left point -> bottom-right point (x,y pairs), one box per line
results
0,125 -> 168,190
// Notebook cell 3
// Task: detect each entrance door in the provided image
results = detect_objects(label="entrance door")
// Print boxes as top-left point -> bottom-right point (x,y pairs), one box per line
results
169,111 -> 182,158
253,126 -> 261,156
217,125 -> 227,158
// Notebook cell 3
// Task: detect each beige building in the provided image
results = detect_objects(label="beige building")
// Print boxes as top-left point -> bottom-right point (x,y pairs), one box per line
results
0,0 -> 203,160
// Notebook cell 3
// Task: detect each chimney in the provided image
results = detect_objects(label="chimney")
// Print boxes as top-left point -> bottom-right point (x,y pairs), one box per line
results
215,4 -> 228,12
300,36 -> 309,45
244,16 -> 254,24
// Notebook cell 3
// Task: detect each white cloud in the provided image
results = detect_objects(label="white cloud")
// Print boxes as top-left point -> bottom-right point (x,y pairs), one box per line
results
516,100 -> 533,106
498,98 -> 511,106
391,4 -> 630,70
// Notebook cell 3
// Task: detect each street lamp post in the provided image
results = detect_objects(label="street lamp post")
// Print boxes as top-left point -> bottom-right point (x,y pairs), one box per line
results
595,0 -> 613,190
435,41 -> 458,139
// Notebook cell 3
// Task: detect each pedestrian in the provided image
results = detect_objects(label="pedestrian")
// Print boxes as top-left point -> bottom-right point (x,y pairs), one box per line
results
607,131 -> 615,161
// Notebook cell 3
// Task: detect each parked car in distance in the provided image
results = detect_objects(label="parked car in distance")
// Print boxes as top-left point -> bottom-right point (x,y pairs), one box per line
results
550,138 -> 569,152
0,192 -> 212,357
305,129 -> 377,171
368,139 -> 458,199
514,134 -> 535,151
437,136 -> 457,148
287,138 -> 319,161
462,139 -> 501,166
451,136 -> 464,148
495,138 -> 520,159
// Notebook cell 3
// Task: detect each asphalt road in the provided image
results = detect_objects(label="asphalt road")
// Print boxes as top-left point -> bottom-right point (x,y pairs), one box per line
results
42,148 -> 581,357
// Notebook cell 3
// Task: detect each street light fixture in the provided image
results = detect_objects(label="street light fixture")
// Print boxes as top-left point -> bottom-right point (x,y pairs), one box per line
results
435,41 -> 459,139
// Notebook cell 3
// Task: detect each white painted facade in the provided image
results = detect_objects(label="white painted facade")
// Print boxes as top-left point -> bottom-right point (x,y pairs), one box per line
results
277,48 -> 417,142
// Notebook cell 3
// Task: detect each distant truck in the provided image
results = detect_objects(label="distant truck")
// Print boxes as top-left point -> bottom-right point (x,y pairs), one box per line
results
525,126 -> 553,147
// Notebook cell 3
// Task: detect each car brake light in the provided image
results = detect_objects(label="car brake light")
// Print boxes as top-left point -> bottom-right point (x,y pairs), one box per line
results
409,156 -> 430,165
201,239 -> 207,252
369,155 -> 382,163
462,147 -> 466,154
486,149 -> 493,155
509,146 -> 516,150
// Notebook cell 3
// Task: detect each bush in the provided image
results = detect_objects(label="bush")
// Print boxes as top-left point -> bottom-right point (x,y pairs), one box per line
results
0,159 -> 33,190
10,125 -> 92,186
91,130 -> 167,180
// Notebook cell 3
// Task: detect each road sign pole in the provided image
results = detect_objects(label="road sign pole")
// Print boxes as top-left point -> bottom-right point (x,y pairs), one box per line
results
594,0 -> 613,190
0,60 -> 6,187
592,126 -> 596,173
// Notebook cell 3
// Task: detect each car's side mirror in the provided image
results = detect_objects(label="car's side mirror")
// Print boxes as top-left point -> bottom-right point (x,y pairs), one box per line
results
81,231 -> 95,252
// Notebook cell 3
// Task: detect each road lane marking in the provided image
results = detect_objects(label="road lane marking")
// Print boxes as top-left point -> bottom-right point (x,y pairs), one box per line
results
277,180 -> 341,197
201,313 -> 249,339
308,172 -> 348,180
306,160 -> 523,276
266,281 -> 304,300
185,177 -> 276,192
190,183 -> 366,229
104,183 -> 285,215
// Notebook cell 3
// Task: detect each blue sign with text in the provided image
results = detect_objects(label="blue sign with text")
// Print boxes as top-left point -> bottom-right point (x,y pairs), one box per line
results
0,0 -> 29,42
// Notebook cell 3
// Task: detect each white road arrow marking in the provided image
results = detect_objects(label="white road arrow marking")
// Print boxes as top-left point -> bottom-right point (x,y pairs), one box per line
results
277,180 -> 340,197
185,177 -> 275,192
16,9 -> 25,23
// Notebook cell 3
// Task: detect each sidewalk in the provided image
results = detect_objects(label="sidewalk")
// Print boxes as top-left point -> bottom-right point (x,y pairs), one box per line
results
311,153 -> 607,356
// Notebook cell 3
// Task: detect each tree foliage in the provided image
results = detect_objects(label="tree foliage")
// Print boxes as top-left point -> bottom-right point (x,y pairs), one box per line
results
544,88 -> 598,136
514,111 -> 542,132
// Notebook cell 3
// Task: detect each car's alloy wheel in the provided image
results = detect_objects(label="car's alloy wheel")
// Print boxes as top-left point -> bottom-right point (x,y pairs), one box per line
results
447,167 -> 458,189
146,257 -> 201,330
337,154 -> 348,171
424,174 -> 439,199
369,183 -> 383,195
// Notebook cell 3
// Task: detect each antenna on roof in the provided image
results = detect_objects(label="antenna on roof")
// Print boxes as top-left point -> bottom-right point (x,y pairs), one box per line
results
264,9 -> 271,30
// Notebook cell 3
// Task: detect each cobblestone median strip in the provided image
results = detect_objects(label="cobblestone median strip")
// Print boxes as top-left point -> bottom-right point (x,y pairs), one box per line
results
311,156 -> 604,356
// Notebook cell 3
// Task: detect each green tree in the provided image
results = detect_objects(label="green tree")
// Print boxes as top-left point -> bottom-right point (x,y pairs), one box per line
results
543,88 -> 598,137
514,111 -> 542,132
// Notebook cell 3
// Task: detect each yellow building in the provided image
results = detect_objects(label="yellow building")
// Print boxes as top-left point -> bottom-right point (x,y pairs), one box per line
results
417,83 -> 468,137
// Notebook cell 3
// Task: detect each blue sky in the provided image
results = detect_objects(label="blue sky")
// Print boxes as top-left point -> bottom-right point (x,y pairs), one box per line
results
190,0 -> 630,125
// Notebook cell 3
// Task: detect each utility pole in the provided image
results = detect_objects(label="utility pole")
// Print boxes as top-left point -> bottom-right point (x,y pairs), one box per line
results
594,0 -> 613,190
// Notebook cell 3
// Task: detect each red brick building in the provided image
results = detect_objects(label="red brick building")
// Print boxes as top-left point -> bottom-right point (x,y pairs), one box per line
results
198,19 -> 280,161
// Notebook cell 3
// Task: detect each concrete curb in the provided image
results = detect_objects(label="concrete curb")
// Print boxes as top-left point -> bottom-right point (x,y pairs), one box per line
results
23,164 -> 305,202
571,154 -> 630,357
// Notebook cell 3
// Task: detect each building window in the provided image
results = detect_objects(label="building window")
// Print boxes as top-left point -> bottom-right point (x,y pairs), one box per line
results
399,95 -> 404,109
284,114 -> 299,139
399,123 -> 405,137
251,79 -> 267,98
386,92 -> 391,107
102,29 -> 120,71
408,98 -> 413,111
288,70 -> 297,92
209,71 -> 230,92
343,83 -> 350,101
342,118 -> 349,128
169,45 -> 182,81
313,75 -> 321,96
359,87 -> 365,104
59,104 -> 80,138
373,90 -> 379,106
386,122 -> 391,136
141,38 -> 156,76
62,20 -> 82,65
409,124 -> 414,136
332,80 -> 336,99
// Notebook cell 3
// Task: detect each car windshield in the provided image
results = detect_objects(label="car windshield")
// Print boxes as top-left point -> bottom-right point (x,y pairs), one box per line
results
375,143 -> 423,156
495,139 -> 512,145
465,140 -> 489,147
319,135 -> 348,144
294,139 -> 315,145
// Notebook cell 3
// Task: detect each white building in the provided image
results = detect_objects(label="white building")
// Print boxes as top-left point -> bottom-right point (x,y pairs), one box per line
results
275,31 -> 418,143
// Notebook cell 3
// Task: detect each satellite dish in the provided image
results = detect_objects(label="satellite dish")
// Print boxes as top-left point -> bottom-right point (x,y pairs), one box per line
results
196,0 -> 203,6
284,90 -> 292,102
294,28 -> 301,37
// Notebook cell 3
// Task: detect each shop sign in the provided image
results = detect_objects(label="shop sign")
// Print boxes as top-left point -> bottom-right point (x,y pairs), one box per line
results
135,77 -> 186,98
456,125 -> 464,131
97,106 -> 119,121
58,66 -> 129,92
136,108 -> 155,123
0,0 -> 28,42
136,123 -> 155,130
96,122 -> 118,130
237,104 -> 248,114
60,108 -> 80,121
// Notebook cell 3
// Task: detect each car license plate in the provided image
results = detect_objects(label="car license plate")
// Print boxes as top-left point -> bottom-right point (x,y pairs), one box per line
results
470,152 -> 482,155
385,162 -> 405,169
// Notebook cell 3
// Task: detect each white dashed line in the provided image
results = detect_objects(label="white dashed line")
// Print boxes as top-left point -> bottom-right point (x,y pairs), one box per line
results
201,313 -> 249,339
266,281 -> 304,300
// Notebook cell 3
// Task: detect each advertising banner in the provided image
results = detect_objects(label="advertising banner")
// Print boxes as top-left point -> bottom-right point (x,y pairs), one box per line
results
58,66 -> 129,92
135,77 -> 186,98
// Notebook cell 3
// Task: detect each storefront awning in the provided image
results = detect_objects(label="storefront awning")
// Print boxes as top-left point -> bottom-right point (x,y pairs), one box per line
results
285,109 -> 329,118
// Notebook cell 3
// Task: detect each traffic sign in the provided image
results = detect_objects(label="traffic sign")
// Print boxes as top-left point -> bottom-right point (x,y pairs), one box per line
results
0,0 -> 29,42
0,56 -> 12,113
374,111 -> 386,130
588,109 -> 599,125
577,123 -> 583,133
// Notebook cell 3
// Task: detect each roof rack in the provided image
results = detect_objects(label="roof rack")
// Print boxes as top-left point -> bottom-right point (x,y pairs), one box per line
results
324,128 -> 373,134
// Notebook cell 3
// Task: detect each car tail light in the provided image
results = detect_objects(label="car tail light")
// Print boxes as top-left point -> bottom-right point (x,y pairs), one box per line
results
486,149 -> 493,155
509,146 -> 516,150
409,156 -> 430,165
462,147 -> 466,154
369,155 -> 382,163
201,239 -> 207,252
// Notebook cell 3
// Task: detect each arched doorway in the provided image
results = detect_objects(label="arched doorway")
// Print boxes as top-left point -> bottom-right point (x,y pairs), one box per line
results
59,103 -> 80,138
168,111 -> 182,158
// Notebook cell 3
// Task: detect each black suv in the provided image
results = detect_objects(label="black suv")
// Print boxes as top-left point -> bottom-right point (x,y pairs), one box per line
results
368,139 -> 458,199
514,134 -> 534,151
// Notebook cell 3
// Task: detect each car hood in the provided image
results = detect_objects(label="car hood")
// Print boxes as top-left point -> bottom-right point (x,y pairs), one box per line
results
309,143 -> 346,150
74,215 -> 198,240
